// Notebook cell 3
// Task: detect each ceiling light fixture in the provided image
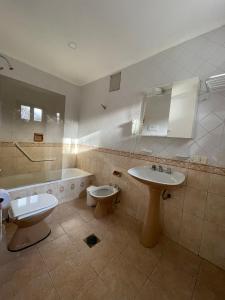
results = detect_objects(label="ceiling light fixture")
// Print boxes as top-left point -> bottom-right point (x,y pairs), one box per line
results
68,41 -> 77,50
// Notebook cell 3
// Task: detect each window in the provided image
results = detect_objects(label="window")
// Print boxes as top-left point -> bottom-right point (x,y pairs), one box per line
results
20,105 -> 30,121
34,107 -> 43,122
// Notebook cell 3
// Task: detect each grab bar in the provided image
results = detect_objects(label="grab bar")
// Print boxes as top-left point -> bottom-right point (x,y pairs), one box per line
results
14,142 -> 56,162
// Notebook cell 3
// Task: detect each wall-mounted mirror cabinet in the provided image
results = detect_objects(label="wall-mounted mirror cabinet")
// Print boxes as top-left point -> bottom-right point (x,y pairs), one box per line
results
140,77 -> 200,138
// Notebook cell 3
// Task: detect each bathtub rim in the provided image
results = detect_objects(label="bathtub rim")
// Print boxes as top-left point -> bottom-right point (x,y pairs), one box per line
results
6,168 -> 93,192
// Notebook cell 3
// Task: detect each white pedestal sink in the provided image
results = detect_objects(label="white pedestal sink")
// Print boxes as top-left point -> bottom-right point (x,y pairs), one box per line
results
128,166 -> 185,248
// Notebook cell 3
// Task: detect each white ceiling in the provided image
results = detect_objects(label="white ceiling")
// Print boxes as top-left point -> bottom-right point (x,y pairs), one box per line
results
0,0 -> 225,86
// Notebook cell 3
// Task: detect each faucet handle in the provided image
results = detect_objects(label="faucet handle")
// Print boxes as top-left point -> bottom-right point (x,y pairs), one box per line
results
165,167 -> 172,174
158,165 -> 163,172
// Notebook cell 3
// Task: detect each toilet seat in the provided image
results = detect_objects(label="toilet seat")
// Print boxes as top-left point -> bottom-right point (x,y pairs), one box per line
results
10,193 -> 58,220
89,185 -> 119,199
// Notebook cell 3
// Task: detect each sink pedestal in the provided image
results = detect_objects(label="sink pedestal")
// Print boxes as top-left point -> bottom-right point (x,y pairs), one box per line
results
128,165 -> 185,248
141,186 -> 161,248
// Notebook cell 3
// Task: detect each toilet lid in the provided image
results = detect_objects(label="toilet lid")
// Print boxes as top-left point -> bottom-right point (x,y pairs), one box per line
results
10,193 -> 58,219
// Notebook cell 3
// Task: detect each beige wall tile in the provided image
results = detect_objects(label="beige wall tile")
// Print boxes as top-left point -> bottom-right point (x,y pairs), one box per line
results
209,174 -> 225,196
205,193 -> 225,226
183,187 -> 207,218
119,187 -> 139,218
0,143 -> 64,178
187,170 -> 210,190
163,203 -> 182,242
165,186 -> 185,210
179,213 -> 203,254
0,157 -> 15,176
136,193 -> 149,221
200,221 -> 225,270
1,146 -> 21,158
62,153 -> 76,168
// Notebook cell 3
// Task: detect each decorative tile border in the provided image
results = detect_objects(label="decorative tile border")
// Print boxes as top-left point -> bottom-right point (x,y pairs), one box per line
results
78,144 -> 225,176
0,141 -> 65,147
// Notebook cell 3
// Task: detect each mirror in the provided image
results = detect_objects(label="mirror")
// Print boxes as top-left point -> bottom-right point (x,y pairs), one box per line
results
141,77 -> 199,138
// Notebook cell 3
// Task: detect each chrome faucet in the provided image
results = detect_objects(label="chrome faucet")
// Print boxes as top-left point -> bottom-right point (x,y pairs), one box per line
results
151,165 -> 172,174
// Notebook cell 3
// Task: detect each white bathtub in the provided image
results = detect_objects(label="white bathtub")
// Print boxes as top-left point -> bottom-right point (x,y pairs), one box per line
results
5,168 -> 93,204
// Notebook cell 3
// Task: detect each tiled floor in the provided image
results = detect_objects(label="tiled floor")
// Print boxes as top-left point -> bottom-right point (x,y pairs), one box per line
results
1,198 -> 225,300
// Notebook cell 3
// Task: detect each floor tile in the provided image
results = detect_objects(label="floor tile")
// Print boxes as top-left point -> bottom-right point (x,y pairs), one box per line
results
99,255 -> 147,299
121,239 -> 160,277
50,259 -> 97,300
61,214 -> 91,239
0,273 -> 59,300
149,262 -> 196,300
1,198 -> 225,300
38,234 -> 79,271
50,203 -> 79,223
88,238 -> 123,274
160,237 -> 201,277
136,279 -> 175,300
77,277 -> 111,300
0,248 -> 47,288
193,260 -> 225,300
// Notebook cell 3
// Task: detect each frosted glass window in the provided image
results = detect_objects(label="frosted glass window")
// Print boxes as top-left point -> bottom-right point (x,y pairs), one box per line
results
34,107 -> 43,122
56,112 -> 60,123
20,105 -> 30,121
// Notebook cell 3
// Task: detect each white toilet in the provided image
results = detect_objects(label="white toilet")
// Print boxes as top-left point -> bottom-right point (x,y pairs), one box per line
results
8,193 -> 58,251
87,185 -> 119,218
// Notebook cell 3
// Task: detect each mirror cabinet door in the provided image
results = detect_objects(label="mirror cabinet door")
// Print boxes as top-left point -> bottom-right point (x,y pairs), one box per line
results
140,77 -> 199,139
167,77 -> 199,138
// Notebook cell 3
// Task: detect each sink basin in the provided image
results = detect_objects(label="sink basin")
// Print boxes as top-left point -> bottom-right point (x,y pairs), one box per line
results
128,165 -> 185,248
128,166 -> 185,187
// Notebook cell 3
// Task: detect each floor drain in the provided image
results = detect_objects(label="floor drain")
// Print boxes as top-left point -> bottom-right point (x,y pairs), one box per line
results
84,234 -> 100,248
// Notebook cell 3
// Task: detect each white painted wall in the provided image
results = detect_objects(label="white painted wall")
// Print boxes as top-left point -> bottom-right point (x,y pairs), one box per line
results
0,56 -> 80,144
78,25 -> 225,167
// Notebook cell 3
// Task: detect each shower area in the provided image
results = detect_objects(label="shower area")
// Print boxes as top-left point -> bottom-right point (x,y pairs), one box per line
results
0,73 -> 65,189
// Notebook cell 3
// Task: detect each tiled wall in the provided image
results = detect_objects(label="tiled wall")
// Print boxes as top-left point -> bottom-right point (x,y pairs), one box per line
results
78,25 -> 225,167
0,142 -> 76,188
77,145 -> 225,271
0,142 -> 63,177
62,143 -> 76,169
